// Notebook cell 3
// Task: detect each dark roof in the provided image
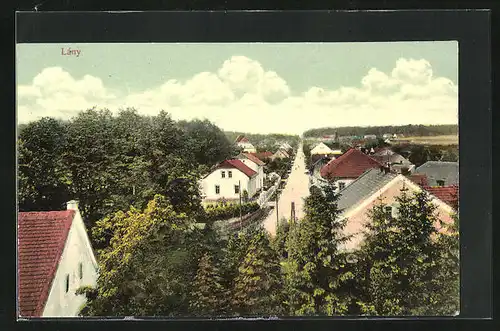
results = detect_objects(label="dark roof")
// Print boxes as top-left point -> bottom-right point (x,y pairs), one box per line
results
18,210 -> 75,317
336,168 -> 398,211
311,155 -> 332,170
320,148 -> 383,179
424,185 -> 459,209
214,159 -> 257,177
414,161 -> 459,186
241,153 -> 265,166
372,153 -> 412,166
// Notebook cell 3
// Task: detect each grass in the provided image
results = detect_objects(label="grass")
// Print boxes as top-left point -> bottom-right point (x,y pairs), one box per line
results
393,135 -> 458,146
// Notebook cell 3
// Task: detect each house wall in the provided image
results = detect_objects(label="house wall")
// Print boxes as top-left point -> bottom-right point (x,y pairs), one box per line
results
201,168 -> 257,201
239,159 -> 264,190
334,179 -> 355,192
42,211 -> 98,317
238,142 -> 257,153
341,177 -> 455,251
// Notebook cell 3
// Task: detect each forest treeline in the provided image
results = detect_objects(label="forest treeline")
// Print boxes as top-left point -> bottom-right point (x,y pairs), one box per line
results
224,131 -> 300,153
18,108 -> 236,233
303,124 -> 458,138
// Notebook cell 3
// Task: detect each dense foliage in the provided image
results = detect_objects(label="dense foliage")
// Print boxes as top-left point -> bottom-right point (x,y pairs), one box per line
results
204,202 -> 260,222
303,124 -> 458,138
354,189 -> 459,315
77,185 -> 458,317
19,110 -> 458,318
18,108 -> 235,230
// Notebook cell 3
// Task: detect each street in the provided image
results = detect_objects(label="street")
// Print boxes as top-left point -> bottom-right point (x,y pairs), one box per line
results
262,142 -> 310,235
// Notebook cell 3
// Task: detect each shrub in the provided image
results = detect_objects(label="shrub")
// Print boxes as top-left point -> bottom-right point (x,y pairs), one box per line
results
205,201 -> 260,222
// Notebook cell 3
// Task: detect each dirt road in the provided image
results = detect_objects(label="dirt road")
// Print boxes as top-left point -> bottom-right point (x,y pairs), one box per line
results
262,143 -> 310,235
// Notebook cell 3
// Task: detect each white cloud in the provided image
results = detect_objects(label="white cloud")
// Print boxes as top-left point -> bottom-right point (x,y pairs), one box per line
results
17,56 -> 457,134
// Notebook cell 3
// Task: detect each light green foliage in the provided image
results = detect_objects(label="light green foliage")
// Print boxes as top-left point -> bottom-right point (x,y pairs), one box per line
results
82,195 -> 202,316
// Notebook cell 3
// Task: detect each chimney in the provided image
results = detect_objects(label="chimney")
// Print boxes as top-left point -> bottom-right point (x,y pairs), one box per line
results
66,200 -> 79,211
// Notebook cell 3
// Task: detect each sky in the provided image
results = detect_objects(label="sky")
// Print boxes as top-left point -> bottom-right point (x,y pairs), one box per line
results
16,42 -> 458,134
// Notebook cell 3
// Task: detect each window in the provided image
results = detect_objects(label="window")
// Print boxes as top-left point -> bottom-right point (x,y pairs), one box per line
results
228,171 -> 232,178
338,182 -> 346,190
79,262 -> 83,280
65,274 -> 70,293
391,203 -> 400,219
234,185 -> 240,194
384,206 -> 392,217
215,185 -> 220,194
221,171 -> 225,178
436,179 -> 445,186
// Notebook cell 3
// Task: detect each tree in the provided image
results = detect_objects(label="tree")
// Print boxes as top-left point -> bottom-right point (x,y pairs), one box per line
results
231,226 -> 283,316
178,119 -> 234,166
18,118 -> 71,211
81,195 -> 201,316
63,108 -> 119,228
272,218 -> 291,259
356,188 -> 459,316
283,185 -> 354,316
189,252 -> 228,316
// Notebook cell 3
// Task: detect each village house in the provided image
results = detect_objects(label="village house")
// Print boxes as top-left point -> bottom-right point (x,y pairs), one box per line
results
310,155 -> 332,178
311,142 -> 333,156
234,135 -> 257,153
333,168 -> 457,251
363,134 -> 378,140
236,153 -> 266,190
371,147 -> 415,174
251,151 -> 273,163
271,148 -> 290,161
18,201 -> 98,317
200,159 -> 258,203
320,148 -> 383,192
414,161 -> 459,187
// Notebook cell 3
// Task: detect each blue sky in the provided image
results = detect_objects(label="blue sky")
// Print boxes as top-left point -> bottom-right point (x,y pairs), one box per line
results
17,42 -> 458,134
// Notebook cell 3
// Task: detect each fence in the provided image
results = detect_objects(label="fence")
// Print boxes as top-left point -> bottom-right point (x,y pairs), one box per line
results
214,206 -> 272,234
256,175 -> 281,207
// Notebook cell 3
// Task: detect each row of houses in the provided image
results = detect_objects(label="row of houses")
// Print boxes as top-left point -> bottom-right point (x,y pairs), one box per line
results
307,143 -> 459,251
201,136 -> 294,204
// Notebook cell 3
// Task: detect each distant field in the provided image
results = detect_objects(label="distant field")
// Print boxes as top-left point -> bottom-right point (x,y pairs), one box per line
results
394,135 -> 459,146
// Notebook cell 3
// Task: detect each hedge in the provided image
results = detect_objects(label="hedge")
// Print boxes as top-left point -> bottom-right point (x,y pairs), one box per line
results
205,201 -> 260,222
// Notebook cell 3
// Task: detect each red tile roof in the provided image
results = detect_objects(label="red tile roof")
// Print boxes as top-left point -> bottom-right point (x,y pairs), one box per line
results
320,148 -> 383,179
216,159 -> 257,177
251,151 -> 273,160
424,185 -> 459,209
18,210 -> 75,317
242,153 -> 265,166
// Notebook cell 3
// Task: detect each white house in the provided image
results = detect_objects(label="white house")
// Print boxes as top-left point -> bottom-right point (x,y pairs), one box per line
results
200,159 -> 258,203
310,142 -> 334,155
18,201 -> 98,317
235,135 -> 257,153
236,153 -> 266,190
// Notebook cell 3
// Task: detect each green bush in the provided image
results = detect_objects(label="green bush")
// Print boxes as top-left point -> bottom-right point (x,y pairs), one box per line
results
205,201 -> 259,222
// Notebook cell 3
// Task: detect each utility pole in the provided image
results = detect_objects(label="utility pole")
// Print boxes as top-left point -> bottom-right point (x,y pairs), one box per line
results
275,187 -> 279,230
239,180 -> 242,230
